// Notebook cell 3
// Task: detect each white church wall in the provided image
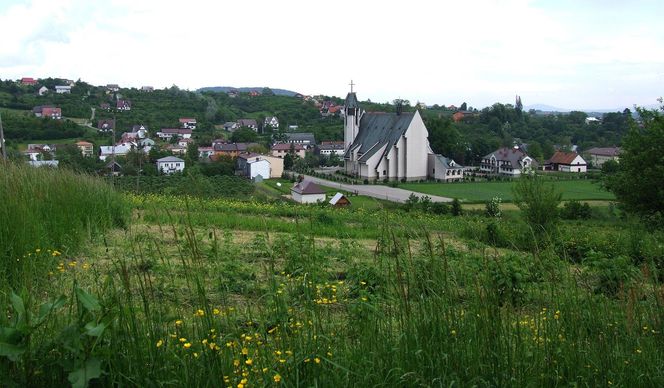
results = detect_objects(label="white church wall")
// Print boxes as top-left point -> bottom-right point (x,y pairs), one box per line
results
403,112 -> 430,180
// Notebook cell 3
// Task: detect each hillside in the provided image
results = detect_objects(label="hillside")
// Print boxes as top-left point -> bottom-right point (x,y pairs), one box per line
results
197,86 -> 299,96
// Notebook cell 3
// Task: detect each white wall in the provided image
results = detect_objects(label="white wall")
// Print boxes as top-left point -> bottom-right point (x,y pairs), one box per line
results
248,160 -> 271,179
291,191 -> 326,204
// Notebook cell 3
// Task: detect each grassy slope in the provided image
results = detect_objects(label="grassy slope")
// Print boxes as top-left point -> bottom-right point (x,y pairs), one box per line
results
401,179 -> 615,202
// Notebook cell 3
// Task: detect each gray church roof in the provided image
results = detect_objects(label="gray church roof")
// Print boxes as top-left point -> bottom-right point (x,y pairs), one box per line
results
344,92 -> 359,109
347,112 -> 415,163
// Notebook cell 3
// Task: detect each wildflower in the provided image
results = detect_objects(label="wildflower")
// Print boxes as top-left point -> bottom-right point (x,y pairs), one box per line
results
554,310 -> 560,320
636,348 -> 642,354
175,320 -> 183,326
195,309 -> 205,317
314,357 -> 321,364
262,368 -> 268,373
233,359 -> 240,367
245,358 -> 253,366
179,338 -> 187,343
273,374 -> 282,383
241,347 -> 249,355
183,342 -> 191,349
156,339 -> 163,348
213,308 -> 220,315
36,248 -> 41,253
451,330 -> 457,336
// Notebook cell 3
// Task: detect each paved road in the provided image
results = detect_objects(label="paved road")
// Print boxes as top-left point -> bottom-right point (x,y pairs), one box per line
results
301,174 -> 453,203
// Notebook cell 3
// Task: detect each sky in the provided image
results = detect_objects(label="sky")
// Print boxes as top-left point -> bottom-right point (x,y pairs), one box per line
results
1,0 -> 663,110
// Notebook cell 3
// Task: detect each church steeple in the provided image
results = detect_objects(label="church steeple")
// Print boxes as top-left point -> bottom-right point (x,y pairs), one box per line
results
344,81 -> 361,152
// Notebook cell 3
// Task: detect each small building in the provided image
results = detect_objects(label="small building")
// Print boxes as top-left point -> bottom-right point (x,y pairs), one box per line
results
21,77 -> 37,85
271,143 -> 306,159
544,151 -> 587,173
38,86 -> 49,96
76,141 -> 94,157
428,155 -> 464,181
285,132 -> 316,149
116,100 -> 132,111
104,161 -> 123,176
156,156 -> 185,174
55,85 -> 71,94
584,147 -> 621,167
99,145 -> 132,161
141,86 -> 154,92
318,141 -> 345,156
179,118 -> 197,130
237,119 -> 259,132
291,181 -> 326,204
28,160 -> 59,168
198,146 -> 215,159
97,119 -> 115,133
237,153 -> 271,180
329,192 -> 351,207
107,84 -> 120,92
264,116 -> 280,130
223,122 -> 239,132
156,128 -> 192,140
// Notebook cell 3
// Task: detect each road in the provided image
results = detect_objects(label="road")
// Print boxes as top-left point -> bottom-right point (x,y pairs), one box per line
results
301,174 -> 453,203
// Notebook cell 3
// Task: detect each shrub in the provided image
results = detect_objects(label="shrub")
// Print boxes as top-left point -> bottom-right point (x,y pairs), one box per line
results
485,196 -> 502,218
560,200 -> 591,220
451,198 -> 463,216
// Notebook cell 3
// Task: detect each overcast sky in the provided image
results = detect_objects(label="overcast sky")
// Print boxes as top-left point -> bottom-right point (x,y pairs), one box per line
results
1,0 -> 662,110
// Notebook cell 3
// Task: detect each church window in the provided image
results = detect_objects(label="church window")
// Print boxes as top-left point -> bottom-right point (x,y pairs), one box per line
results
382,170 -> 386,175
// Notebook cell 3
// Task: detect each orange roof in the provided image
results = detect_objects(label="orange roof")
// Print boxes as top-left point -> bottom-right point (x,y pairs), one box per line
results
76,141 -> 93,146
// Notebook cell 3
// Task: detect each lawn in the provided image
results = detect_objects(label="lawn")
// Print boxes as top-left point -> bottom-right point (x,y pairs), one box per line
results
401,179 -> 615,202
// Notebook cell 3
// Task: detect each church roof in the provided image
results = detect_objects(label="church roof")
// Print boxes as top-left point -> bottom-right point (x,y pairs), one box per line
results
348,112 -> 415,163
344,92 -> 359,109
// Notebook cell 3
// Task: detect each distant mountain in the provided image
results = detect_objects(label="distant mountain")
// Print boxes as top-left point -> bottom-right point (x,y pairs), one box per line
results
197,86 -> 299,97
524,104 -> 570,113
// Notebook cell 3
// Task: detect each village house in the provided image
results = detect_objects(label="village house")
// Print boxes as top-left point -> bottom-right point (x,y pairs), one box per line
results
291,181 -> 326,204
179,118 -> 197,130
28,160 -> 59,168
38,86 -> 49,96
237,119 -> 259,132
198,146 -> 215,159
428,155 -> 464,181
116,100 -> 132,111
285,133 -> 316,149
584,147 -> 621,167
223,122 -> 239,132
99,145 -> 132,161
544,151 -> 587,173
104,161 -> 123,176
75,141 -> 94,157
21,77 -> 37,86
264,116 -> 279,130
480,147 -> 537,176
317,141 -> 345,156
55,85 -> 71,94
24,144 -> 56,161
97,119 -> 115,133
156,128 -> 192,140
212,142 -> 257,158
33,106 -> 62,119
156,156 -> 185,174
165,144 -> 187,155
106,84 -> 120,92
237,153 -> 272,181
141,86 -> 154,92
271,143 -> 306,159
452,110 -> 477,123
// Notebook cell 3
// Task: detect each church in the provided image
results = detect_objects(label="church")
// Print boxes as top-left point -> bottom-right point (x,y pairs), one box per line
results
343,90 -> 443,181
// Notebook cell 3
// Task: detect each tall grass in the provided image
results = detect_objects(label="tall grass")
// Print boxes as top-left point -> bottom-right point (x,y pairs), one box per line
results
0,162 -> 129,289
2,193 -> 663,386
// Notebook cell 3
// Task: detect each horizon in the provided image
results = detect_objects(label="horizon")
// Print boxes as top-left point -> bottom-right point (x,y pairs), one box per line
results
2,0 -> 662,111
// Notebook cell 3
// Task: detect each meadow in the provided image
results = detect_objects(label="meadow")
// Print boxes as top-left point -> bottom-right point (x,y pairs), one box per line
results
401,178 -> 615,202
1,165 -> 663,387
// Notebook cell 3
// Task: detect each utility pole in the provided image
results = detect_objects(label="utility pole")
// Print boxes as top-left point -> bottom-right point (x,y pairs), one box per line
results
0,111 -> 7,161
111,114 -> 116,187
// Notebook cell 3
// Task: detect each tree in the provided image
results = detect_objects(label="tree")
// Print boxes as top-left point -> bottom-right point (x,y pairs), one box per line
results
231,127 -> 258,143
605,106 -> 664,224
283,153 -> 294,170
459,102 -> 467,111
513,175 -> 562,238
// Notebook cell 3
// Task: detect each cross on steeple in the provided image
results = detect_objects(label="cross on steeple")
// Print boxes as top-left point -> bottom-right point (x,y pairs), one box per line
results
349,80 -> 355,93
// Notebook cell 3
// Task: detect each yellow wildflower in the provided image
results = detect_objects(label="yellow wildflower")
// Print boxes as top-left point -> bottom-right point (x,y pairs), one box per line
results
314,357 -> 321,364
245,358 -> 253,366
241,347 -> 249,355
156,340 -> 163,348
273,374 -> 282,383
195,309 -> 205,317
213,308 -> 220,315
175,320 -> 183,326
183,342 -> 191,349
179,338 -> 186,343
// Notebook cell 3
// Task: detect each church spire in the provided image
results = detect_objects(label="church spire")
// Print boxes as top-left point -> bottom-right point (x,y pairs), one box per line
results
344,81 -> 361,152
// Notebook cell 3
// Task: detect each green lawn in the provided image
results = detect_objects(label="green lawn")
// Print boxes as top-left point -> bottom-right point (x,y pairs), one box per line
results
401,179 -> 615,202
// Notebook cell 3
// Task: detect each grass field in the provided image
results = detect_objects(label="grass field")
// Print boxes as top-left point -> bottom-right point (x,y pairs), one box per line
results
2,167 -> 663,387
401,179 -> 615,202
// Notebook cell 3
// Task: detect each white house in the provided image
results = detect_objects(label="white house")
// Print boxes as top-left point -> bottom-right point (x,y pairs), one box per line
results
584,147 -> 621,167
156,129 -> 192,140
99,145 -> 132,161
156,156 -> 185,174
544,151 -> 587,173
38,86 -> 49,96
237,153 -> 271,180
291,181 -> 326,204
428,155 -> 464,181
264,116 -> 279,130
179,118 -> 197,130
343,91 -> 432,181
318,141 -> 345,156
479,147 -> 537,176
55,85 -> 71,94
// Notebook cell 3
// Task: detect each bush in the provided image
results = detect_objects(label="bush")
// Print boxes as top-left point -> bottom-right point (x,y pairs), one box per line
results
451,198 -> 463,216
485,197 -> 502,218
560,200 -> 592,220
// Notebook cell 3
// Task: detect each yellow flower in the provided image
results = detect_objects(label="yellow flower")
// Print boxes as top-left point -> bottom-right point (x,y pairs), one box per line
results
314,357 -> 321,364
451,330 -> 457,336
273,374 -> 282,383
175,320 -> 183,326
233,359 -> 240,367
156,339 -> 163,348
36,249 -> 41,253
179,338 -> 187,343
245,358 -> 253,366
195,309 -> 205,317
241,347 -> 249,355
183,342 -> 192,349
213,308 -> 220,315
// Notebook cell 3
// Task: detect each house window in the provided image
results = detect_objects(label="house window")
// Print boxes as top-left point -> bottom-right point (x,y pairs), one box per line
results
383,170 -> 386,175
